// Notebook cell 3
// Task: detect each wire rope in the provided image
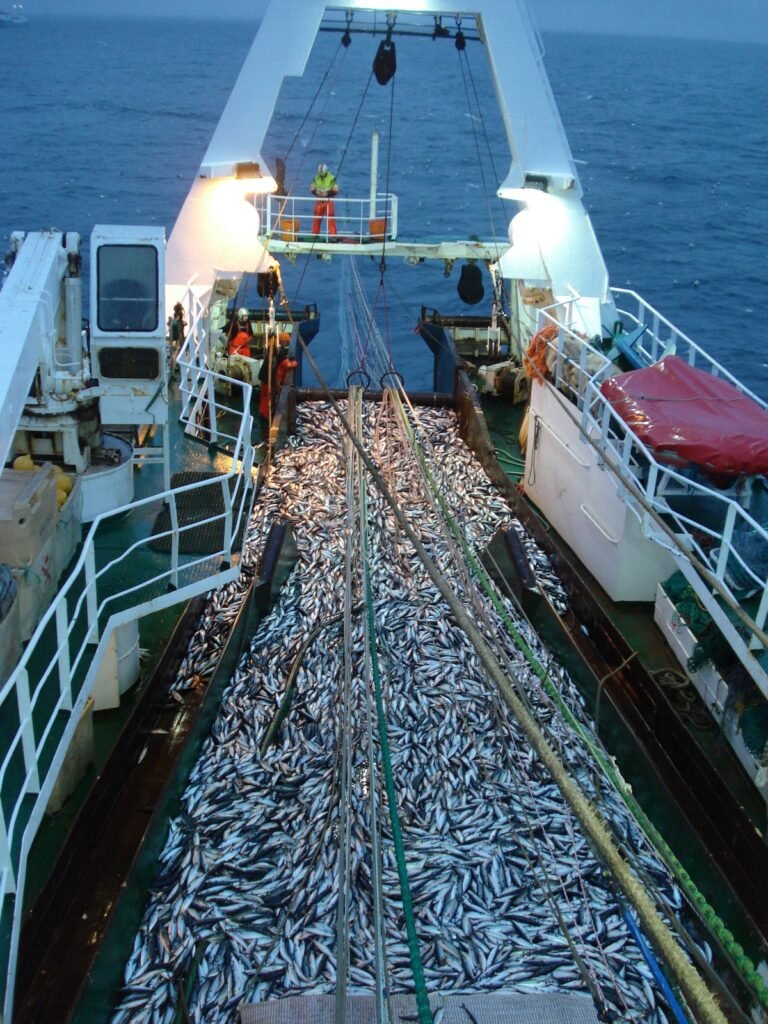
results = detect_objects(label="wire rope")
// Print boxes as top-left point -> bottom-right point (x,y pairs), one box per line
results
287,63 -> 375,305
264,38 -> 350,247
334,399 -> 358,1022
355,387 -> 393,1024
375,395 -> 626,1016
293,331 -> 729,1024
355,404 -> 433,1024
456,44 -> 510,256
381,393 -> 644,1014
368,377 -> 768,1015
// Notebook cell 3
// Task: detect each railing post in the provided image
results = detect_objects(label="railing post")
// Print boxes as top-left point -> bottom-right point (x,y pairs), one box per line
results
577,343 -> 588,409
207,373 -> 218,444
600,397 -> 612,446
222,479 -> 233,558
621,430 -> 633,473
55,601 -> 73,713
0,808 -> 16,894
554,328 -> 565,387
169,493 -> 180,589
85,543 -> 99,643
715,503 -> 738,586
16,669 -> 40,795
646,462 -> 658,503
753,586 -> 768,651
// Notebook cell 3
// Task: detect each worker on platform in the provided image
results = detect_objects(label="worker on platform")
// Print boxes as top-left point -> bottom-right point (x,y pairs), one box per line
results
259,335 -> 297,420
169,302 -> 186,352
310,163 -> 339,236
228,308 -> 253,357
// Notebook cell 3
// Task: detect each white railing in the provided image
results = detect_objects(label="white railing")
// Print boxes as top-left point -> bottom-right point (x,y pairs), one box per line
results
257,192 -> 398,244
533,297 -> 768,666
0,290 -> 256,1021
611,288 -> 768,411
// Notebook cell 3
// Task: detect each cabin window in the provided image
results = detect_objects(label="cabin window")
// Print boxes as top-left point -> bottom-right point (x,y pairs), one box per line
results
98,347 -> 160,380
97,245 -> 158,332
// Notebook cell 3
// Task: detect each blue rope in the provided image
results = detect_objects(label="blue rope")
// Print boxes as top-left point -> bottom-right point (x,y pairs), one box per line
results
623,909 -> 690,1024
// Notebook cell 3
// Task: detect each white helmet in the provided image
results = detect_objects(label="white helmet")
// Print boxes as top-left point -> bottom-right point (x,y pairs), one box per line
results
237,307 -> 249,320
318,163 -> 328,175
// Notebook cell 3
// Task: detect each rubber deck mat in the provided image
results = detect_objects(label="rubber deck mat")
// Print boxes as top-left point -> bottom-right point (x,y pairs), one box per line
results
149,471 -> 243,555
240,992 -> 600,1023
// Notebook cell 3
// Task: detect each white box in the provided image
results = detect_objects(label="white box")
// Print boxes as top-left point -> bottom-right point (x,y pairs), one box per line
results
654,585 -> 729,720
654,584 -> 768,799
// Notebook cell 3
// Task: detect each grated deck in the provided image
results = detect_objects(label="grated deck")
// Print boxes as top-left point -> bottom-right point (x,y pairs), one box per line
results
240,992 -> 601,1023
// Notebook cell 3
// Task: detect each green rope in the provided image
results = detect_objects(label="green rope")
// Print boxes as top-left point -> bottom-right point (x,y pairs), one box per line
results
360,441 -> 432,1024
392,392 -> 768,1014
494,446 -> 526,465
291,342 -> 725,1022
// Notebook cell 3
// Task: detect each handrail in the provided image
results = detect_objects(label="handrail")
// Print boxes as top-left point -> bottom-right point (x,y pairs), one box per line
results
611,288 -> 768,410
0,283 -> 256,1021
533,301 -> 768,670
257,192 -> 399,244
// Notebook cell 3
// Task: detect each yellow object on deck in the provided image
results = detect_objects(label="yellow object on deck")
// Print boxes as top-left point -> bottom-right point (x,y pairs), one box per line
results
279,218 -> 300,241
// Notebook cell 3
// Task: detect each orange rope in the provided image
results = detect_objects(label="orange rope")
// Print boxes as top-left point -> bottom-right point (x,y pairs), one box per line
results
523,323 -> 559,380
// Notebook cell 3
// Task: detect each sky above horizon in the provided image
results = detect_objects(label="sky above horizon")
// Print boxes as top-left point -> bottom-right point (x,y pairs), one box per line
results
17,0 -> 768,44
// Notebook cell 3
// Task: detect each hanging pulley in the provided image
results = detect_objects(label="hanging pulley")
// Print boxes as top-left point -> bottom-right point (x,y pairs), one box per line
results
457,262 -> 484,305
373,17 -> 396,85
373,39 -> 396,84
342,11 -> 352,47
455,17 -> 466,51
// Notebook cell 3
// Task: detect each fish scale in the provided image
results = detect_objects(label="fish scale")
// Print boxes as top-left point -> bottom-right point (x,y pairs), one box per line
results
110,401 -> 702,1024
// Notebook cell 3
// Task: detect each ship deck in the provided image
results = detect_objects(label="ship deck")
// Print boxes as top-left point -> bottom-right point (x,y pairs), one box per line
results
20,380 -> 267,912
13,384 -> 768,1024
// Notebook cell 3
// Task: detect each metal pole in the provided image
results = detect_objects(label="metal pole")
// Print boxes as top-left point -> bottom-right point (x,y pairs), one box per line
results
369,130 -> 379,222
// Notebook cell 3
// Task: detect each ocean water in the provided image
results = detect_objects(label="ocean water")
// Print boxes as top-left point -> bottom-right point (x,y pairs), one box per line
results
1,16 -> 766,396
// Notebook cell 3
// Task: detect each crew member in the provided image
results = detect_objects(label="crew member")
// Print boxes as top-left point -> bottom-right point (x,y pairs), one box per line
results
259,335 -> 297,420
228,308 -> 253,357
169,302 -> 186,351
310,163 -> 339,236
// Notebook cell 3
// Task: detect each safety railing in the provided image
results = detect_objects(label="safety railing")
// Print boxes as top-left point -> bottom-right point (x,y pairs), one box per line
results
611,288 -> 768,411
256,192 -> 398,244
533,298 -> 768,671
0,290 -> 256,1021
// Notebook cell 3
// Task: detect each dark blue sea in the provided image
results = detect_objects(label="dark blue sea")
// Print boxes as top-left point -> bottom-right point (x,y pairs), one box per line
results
1,17 -> 767,397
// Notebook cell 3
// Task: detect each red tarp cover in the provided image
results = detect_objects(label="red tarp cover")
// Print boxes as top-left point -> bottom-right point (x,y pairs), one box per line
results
599,355 -> 768,476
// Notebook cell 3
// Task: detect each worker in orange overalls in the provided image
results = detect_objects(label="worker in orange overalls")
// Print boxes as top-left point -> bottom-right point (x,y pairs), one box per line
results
310,163 -> 339,236
228,307 -> 253,357
259,335 -> 297,420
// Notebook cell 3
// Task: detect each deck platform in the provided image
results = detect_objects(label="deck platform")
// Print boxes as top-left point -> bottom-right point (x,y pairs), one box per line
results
240,992 -> 601,1023
262,236 -> 507,263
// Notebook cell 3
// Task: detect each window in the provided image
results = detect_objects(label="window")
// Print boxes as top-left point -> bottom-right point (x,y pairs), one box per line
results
97,245 -> 158,332
98,347 -> 160,380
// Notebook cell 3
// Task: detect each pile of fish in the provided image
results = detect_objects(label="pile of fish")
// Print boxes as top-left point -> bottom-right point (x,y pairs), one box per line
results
112,400 -> 701,1024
